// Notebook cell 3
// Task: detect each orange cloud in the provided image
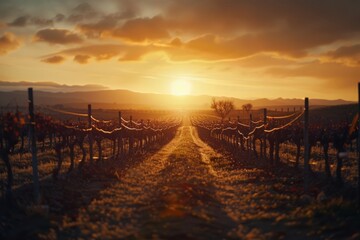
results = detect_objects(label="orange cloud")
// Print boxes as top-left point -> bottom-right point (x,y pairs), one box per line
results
322,44 -> 360,67
113,16 -> 169,42
165,34 -> 286,61
77,17 -> 118,38
266,61 -> 360,90
74,54 -> 91,64
163,0 -> 360,57
34,28 -> 83,44
44,44 -> 154,63
0,32 -> 20,55
41,55 -> 65,64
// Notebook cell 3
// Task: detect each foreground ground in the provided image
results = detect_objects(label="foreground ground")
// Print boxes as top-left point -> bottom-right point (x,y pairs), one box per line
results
1,120 -> 360,239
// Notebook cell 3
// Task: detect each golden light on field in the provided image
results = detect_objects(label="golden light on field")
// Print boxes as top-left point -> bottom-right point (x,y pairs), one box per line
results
171,79 -> 192,96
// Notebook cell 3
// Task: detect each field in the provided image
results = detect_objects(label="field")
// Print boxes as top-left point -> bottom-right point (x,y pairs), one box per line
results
1,106 -> 360,239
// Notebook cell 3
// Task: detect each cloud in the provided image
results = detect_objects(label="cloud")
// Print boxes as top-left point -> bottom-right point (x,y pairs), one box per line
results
236,54 -> 298,69
46,44 -> 153,63
40,34 -> 309,65
163,0 -> 360,57
0,81 -> 108,92
77,16 -> 118,38
65,44 -> 123,60
73,54 -> 91,64
67,3 -> 99,23
266,61 -> 360,90
163,34 -> 297,61
54,13 -> 65,22
113,16 -> 169,42
0,32 -> 20,55
34,28 -> 83,44
41,55 -> 65,64
8,15 -> 53,27
76,8 -> 137,38
322,44 -> 360,67
8,15 -> 28,27
31,17 -> 54,27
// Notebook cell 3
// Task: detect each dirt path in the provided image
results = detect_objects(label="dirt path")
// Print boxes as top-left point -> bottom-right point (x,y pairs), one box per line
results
55,121 -> 327,239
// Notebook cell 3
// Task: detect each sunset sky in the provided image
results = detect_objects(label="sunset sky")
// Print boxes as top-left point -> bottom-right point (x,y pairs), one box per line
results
0,0 -> 360,100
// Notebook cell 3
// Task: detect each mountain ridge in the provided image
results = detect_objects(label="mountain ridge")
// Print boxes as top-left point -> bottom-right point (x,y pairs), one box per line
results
0,89 -> 354,110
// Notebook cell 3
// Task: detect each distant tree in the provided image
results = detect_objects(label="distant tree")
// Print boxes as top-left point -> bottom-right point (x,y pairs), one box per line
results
211,98 -> 234,122
242,103 -> 253,116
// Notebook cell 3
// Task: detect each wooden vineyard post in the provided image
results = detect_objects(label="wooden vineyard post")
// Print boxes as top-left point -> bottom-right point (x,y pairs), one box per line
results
304,97 -> 310,193
263,108 -> 267,161
236,116 -> 240,151
118,111 -> 122,156
28,88 -> 40,204
249,114 -> 252,161
118,111 -> 122,127
88,104 -> 93,163
358,83 -> 360,207
129,115 -> 133,155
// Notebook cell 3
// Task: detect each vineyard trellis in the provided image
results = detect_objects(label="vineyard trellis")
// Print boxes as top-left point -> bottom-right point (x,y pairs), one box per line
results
192,96 -> 360,198
1,87 -> 360,208
0,88 -> 181,206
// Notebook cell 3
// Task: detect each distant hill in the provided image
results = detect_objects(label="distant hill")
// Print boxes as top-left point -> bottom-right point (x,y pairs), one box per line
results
0,89 -> 354,110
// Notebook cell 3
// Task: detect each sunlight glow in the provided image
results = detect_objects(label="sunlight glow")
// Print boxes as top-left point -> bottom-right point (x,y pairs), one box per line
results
171,79 -> 192,96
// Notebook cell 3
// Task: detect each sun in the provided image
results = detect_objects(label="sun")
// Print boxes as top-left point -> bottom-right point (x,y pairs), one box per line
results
171,79 -> 192,96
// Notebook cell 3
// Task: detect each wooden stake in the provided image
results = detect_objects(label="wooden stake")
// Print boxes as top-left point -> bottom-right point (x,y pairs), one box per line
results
118,111 -> 122,127
263,108 -> 267,161
249,114 -> 252,161
28,88 -> 40,204
88,104 -> 93,163
304,97 -> 310,193
357,83 -> 360,207
129,115 -> 133,155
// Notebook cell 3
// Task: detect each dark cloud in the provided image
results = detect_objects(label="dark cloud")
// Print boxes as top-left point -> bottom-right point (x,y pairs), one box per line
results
163,0 -> 360,56
115,0 -> 140,15
7,1 -> 359,60
323,44 -> 360,66
0,32 -> 20,55
54,13 -> 65,22
62,0 -> 360,59
30,17 -> 54,27
67,2 -> 99,23
41,55 -> 65,64
34,28 -> 83,44
77,17 -> 118,38
76,10 -> 137,38
8,15 -> 54,27
73,3 -> 94,14
113,16 -> 169,42
8,16 -> 29,27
